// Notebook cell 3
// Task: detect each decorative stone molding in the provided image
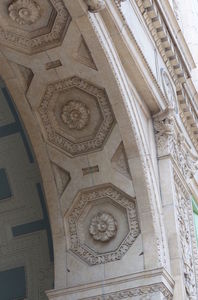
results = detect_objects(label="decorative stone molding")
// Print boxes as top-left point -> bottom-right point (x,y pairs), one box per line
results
88,11 -> 167,266
61,100 -> 90,130
89,212 -> 117,242
65,184 -> 139,265
154,108 -> 198,180
38,76 -> 115,157
8,0 -> 41,25
82,283 -> 173,300
174,178 -> 197,298
84,0 -> 106,13
0,0 -> 71,54
115,0 -> 198,159
47,268 -> 174,299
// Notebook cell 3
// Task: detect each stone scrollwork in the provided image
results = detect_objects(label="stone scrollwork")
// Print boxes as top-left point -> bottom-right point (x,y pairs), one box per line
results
84,0 -> 106,13
89,212 -> 117,242
61,100 -> 90,130
8,0 -> 41,25
175,185 -> 196,298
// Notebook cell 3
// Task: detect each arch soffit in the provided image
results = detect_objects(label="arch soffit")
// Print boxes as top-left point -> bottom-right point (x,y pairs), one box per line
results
0,0 -> 164,276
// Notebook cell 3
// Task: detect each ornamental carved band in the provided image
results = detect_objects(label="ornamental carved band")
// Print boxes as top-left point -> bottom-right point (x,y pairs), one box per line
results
38,76 -> 115,157
1,0 -> 71,54
65,184 -> 140,265
81,283 -> 173,300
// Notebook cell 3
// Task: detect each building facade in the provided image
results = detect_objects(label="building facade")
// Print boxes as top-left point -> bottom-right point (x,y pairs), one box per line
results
0,0 -> 198,299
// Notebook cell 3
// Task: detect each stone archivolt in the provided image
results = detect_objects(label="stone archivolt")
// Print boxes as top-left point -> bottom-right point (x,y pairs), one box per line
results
0,0 -> 71,54
8,0 -> 41,25
65,184 -> 139,265
38,76 -> 115,157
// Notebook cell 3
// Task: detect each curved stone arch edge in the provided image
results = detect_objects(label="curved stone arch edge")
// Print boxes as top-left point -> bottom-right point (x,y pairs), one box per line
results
0,68 -> 67,289
0,2 -> 170,287
84,11 -> 170,270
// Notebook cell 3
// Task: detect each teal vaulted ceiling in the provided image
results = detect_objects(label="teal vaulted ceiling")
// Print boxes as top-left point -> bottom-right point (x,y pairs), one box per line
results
0,79 -> 54,300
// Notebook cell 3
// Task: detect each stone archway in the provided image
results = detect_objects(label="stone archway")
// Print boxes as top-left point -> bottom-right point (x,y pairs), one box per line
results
0,1 -> 171,298
0,78 -> 54,299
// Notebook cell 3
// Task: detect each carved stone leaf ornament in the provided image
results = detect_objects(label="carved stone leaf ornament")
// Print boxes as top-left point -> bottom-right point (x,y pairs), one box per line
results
154,108 -> 198,180
89,212 -> 117,242
176,188 -> 196,298
8,0 -> 41,25
84,0 -> 106,12
81,283 -> 173,300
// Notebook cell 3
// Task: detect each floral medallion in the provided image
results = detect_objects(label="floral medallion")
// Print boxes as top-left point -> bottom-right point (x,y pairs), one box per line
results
89,212 -> 117,242
8,0 -> 41,25
61,100 -> 90,130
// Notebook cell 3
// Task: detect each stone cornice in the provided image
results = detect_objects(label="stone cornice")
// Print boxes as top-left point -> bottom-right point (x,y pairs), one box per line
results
46,268 -> 174,299
115,0 -> 198,155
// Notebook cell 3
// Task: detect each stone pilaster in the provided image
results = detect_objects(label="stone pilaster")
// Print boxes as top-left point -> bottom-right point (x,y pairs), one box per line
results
154,108 -> 198,300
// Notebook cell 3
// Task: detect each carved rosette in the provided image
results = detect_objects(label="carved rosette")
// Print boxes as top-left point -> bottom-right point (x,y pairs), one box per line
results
61,100 -> 90,130
84,0 -> 106,12
65,184 -> 139,265
89,212 -> 117,242
8,0 -> 41,25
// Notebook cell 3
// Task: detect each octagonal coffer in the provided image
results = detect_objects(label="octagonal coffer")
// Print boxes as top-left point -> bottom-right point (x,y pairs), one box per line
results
38,76 -> 115,157
65,184 -> 140,265
0,0 -> 71,54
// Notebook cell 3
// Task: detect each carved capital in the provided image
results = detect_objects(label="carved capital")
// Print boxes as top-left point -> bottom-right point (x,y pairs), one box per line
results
154,108 -> 198,180
84,0 -> 106,13
153,108 -> 175,157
